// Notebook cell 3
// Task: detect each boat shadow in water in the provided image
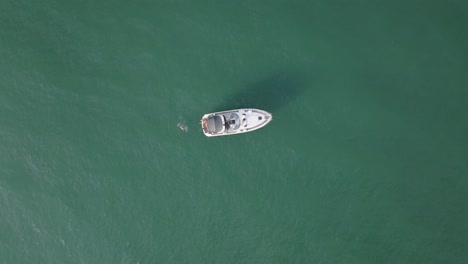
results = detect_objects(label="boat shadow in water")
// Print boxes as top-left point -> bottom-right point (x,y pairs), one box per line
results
212,71 -> 307,113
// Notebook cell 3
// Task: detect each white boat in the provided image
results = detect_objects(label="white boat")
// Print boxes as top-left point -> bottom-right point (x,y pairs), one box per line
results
201,108 -> 272,137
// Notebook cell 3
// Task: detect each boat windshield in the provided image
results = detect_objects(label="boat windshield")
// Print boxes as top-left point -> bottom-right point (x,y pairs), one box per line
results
226,113 -> 240,131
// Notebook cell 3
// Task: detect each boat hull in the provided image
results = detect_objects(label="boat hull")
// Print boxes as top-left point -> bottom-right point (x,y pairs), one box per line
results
201,108 -> 272,137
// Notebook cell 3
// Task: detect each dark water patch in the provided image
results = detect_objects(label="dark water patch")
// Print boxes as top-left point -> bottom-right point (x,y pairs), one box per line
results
212,70 -> 307,113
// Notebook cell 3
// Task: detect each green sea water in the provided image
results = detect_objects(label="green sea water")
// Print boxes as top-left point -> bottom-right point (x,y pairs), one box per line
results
1,1 -> 467,263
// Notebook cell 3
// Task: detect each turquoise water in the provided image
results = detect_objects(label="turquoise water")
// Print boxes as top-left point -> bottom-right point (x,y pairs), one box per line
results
1,1 -> 467,263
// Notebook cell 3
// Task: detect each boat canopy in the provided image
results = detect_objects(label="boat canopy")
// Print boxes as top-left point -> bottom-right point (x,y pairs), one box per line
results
207,115 -> 225,133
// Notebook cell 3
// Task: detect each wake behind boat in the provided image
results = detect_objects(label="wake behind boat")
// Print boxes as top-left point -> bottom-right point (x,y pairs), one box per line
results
201,108 -> 272,137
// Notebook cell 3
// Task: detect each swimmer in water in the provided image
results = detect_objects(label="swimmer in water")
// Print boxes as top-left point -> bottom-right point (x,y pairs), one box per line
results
177,123 -> 188,132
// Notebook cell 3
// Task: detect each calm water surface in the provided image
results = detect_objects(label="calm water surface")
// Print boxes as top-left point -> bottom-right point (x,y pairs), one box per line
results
1,1 -> 467,263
